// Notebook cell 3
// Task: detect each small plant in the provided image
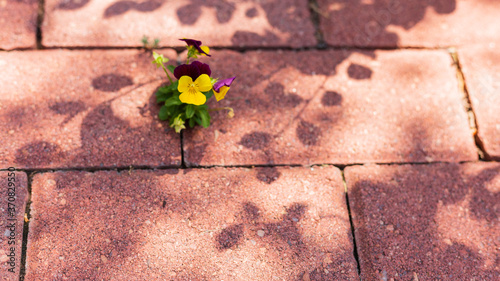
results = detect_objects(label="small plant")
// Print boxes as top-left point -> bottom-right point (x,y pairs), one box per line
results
152,39 -> 235,133
142,35 -> 160,49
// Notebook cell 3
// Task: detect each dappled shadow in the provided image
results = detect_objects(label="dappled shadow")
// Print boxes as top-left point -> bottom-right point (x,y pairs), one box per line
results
15,141 -> 65,167
216,202 -> 307,253
239,131 -> 271,151
27,167 -> 358,279
321,91 -> 343,106
348,162 -> 500,280
104,0 -> 165,18
177,0 -> 235,24
49,100 -> 87,125
91,73 -> 134,92
57,0 -> 91,10
321,0 -> 457,46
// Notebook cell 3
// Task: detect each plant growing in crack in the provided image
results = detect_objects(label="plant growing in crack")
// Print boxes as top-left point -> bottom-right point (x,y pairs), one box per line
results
141,35 -> 160,50
152,39 -> 236,133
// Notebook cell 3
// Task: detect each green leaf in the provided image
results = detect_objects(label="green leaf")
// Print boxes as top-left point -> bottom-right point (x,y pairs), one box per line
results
185,104 -> 195,118
196,109 -> 211,128
204,89 -> 214,100
156,95 -> 168,103
188,117 -> 196,128
167,65 -> 176,74
159,105 -> 169,120
194,116 -> 202,126
164,96 -> 182,107
152,51 -> 168,67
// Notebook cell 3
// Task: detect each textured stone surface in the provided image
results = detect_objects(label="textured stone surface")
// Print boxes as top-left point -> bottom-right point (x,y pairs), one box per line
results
26,166 -> 358,280
345,163 -> 500,280
42,0 -> 316,48
0,0 -> 38,50
460,44 -> 500,159
318,0 -> 500,47
0,49 -> 181,169
183,49 -> 477,166
0,170 -> 28,281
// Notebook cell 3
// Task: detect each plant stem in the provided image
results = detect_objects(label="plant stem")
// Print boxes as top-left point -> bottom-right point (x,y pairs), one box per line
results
162,65 -> 173,84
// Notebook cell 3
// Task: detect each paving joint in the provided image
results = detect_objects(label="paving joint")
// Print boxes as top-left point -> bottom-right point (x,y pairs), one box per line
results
341,169 -> 362,279
36,0 -> 45,49
2,159 -> 498,174
0,44 -> 453,53
308,0 -> 327,49
448,48 -> 490,160
18,171 -> 34,281
180,131 -> 187,169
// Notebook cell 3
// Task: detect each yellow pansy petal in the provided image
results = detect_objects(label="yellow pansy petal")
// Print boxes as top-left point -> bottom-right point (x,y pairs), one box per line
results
179,88 -> 207,105
195,74 -> 212,92
214,86 -> 230,102
200,46 -> 210,56
178,76 -> 193,93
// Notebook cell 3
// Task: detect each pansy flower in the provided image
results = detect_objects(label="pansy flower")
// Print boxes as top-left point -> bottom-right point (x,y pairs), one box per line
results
174,61 -> 211,80
175,61 -> 213,105
213,77 -> 236,101
180,38 -> 211,57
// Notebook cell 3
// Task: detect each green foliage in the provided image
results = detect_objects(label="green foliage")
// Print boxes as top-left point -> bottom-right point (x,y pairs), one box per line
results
142,36 -> 160,49
153,38 -> 235,133
155,81 -> 212,131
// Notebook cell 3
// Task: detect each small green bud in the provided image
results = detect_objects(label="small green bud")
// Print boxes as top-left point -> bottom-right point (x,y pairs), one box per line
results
170,115 -> 186,133
152,51 -> 168,68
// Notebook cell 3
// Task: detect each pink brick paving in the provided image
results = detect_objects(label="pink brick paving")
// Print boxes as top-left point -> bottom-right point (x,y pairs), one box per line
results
26,167 -> 357,280
183,49 -> 476,166
1,0 -> 499,280
0,171 -> 27,281
345,163 -> 500,280
42,0 -> 316,48
0,0 -> 38,50
0,49 -> 181,169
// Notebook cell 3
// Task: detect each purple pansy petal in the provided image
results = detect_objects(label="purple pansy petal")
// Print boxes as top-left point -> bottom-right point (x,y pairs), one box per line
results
179,38 -> 202,47
191,61 -> 211,77
174,64 -> 192,80
214,77 -> 236,92
174,61 -> 211,80
179,38 -> 211,57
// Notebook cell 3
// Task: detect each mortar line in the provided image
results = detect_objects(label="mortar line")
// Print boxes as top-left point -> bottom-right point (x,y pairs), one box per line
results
2,159 -> 494,175
308,0 -> 327,49
36,0 -> 45,49
180,131 -> 186,168
1,44 -> 453,53
448,48 -> 490,160
341,169 -> 362,279
18,172 -> 34,281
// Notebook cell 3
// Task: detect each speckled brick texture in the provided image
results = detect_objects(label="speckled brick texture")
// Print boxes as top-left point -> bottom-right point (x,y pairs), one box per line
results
317,0 -> 500,47
345,163 -> 500,281
0,0 -> 38,50
26,167 -> 358,280
0,171 -> 28,281
182,49 -> 477,166
0,49 -> 181,169
42,0 -> 316,48
460,44 -> 500,160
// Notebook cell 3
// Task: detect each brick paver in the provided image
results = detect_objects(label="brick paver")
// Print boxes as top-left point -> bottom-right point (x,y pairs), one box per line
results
0,170 -> 28,281
26,166 -> 358,280
0,49 -> 181,169
460,44 -> 500,159
0,0 -> 38,50
318,0 -> 500,47
42,0 -> 316,48
182,49 -> 477,166
345,163 -> 500,280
